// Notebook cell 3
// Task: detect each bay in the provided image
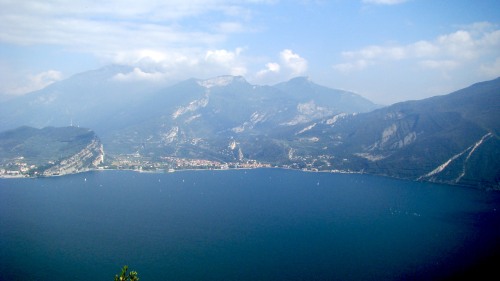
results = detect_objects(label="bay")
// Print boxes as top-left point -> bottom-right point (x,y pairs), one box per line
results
1,169 -> 499,280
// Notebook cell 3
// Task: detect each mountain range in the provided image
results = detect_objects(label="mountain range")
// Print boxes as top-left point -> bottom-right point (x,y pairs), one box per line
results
0,65 -> 498,189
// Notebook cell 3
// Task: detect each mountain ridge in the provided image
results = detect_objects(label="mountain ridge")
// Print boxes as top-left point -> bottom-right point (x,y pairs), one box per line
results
0,66 -> 380,133
283,77 -> 500,188
0,126 -> 104,177
0,66 -> 498,189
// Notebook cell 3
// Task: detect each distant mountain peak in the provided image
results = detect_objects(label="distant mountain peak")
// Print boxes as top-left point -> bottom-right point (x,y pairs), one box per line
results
288,76 -> 312,83
275,76 -> 317,89
197,75 -> 247,89
73,64 -> 134,80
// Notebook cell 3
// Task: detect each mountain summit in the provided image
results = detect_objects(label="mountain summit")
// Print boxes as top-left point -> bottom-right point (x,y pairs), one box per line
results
0,66 -> 497,188
197,75 -> 248,88
282,77 -> 500,188
0,66 -> 379,134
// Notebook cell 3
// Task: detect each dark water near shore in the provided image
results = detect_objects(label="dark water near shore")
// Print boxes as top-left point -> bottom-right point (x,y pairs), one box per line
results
1,169 -> 500,281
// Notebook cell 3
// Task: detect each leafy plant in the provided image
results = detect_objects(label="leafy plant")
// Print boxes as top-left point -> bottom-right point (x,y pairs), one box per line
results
114,265 -> 139,281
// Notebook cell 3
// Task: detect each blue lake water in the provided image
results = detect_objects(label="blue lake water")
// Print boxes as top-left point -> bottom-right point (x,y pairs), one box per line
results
1,169 -> 500,281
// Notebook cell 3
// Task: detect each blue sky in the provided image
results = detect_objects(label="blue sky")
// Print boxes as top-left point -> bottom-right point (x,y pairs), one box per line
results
0,0 -> 499,104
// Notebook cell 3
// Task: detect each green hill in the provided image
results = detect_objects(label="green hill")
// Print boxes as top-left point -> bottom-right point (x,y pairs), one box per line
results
0,126 -> 104,177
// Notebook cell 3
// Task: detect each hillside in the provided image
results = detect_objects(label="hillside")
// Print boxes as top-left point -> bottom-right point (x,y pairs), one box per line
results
0,66 -> 498,188
0,66 -> 379,137
0,126 -> 104,177
284,78 -> 500,188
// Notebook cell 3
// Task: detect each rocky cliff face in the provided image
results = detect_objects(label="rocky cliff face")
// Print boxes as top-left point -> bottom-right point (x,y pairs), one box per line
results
281,78 -> 500,189
0,126 -> 104,177
0,69 -> 498,189
41,137 -> 104,176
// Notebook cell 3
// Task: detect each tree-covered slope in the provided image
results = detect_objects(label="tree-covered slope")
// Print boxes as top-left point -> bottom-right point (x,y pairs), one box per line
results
0,126 -> 104,177
287,78 -> 500,189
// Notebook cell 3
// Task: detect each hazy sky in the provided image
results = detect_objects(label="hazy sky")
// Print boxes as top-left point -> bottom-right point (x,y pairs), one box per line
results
0,0 -> 499,104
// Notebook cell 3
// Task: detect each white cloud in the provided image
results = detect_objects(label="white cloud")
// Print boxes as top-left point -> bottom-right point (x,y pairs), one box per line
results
419,60 -> 459,70
0,0 -> 269,61
0,0 -> 298,93
113,67 -> 168,82
409,41 -> 440,57
280,49 -> 308,76
0,0 -> 265,23
32,70 -> 62,86
252,49 -> 308,84
204,48 -> 247,76
0,0 -> 259,85
215,22 -> 246,33
480,57 -> 500,77
255,62 -> 281,83
333,59 -> 372,73
114,49 -> 197,69
435,30 -> 476,60
343,45 -> 407,60
205,48 -> 241,65
0,69 -> 62,96
257,62 -> 281,77
110,47 -> 248,82
333,23 -> 500,75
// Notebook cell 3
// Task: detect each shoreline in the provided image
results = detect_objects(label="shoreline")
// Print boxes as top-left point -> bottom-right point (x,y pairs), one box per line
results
2,166 -> 497,191
0,165 -> 359,179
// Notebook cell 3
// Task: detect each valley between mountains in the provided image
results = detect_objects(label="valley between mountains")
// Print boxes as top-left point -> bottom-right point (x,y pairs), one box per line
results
0,65 -> 498,189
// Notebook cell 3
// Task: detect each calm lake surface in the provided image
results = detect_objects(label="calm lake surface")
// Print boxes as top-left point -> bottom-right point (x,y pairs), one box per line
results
1,169 -> 500,281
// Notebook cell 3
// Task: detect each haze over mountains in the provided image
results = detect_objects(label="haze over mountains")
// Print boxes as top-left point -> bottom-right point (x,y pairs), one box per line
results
0,65 -> 498,189
0,65 -> 379,133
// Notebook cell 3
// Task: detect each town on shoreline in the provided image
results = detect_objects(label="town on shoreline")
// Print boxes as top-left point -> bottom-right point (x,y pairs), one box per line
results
0,154 -> 354,179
